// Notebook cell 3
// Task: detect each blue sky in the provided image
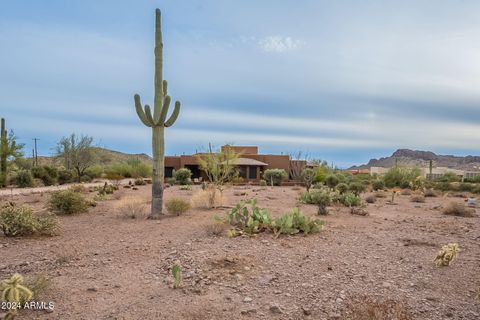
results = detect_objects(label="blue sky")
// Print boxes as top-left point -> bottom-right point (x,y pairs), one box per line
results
1,0 -> 479,167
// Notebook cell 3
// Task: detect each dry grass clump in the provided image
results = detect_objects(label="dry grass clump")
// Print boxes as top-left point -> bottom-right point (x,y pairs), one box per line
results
343,296 -> 412,320
410,195 -> 426,203
191,189 -> 224,209
166,198 -> 191,215
442,202 -> 475,217
204,222 -> 227,237
374,191 -> 387,198
115,196 -> 147,219
434,243 -> 460,267
424,189 -> 438,197
365,195 -> 376,204
25,274 -> 52,298
400,189 -> 412,196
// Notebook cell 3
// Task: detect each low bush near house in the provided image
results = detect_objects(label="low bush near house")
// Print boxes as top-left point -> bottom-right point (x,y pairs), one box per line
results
134,178 -> 146,186
335,192 -> 362,207
424,189 -> 438,197
174,168 -> 192,185
442,202 -> 475,217
263,169 -> 287,186
48,189 -> 89,215
0,204 -> 58,237
166,198 -> 191,215
259,179 -> 267,187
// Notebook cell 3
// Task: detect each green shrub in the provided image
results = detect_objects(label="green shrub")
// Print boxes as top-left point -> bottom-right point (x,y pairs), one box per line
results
166,198 -> 191,215
271,208 -> 325,236
31,166 -> 57,186
325,174 -> 340,189
48,190 -> 89,215
263,169 -> 287,186
348,182 -> 365,196
259,179 -> 267,187
84,164 -> 104,179
0,204 -> 58,237
436,172 -> 461,183
310,189 -> 332,215
314,165 -> 331,183
336,182 -> 348,194
473,185 -> 480,195
383,166 -> 421,188
174,168 -> 192,185
105,161 -> 151,179
334,191 -> 362,207
435,182 -> 452,192
458,183 -> 474,192
166,177 -> 176,185
14,170 -> 34,188
372,180 -> 385,191
57,169 -> 74,185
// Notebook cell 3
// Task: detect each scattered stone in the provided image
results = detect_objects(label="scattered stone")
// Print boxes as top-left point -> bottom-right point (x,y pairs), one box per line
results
241,308 -> 257,315
87,287 -> 98,292
269,304 -> 283,314
243,297 -> 253,303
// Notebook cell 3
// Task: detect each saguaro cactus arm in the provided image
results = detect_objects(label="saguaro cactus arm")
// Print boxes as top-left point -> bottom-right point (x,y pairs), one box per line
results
134,94 -> 153,127
165,101 -> 181,127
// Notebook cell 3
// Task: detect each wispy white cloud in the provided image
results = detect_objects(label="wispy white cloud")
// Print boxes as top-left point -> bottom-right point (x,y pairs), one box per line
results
258,36 -> 305,52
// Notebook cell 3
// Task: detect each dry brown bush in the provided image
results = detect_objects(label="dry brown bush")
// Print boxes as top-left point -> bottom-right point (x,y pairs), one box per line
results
365,195 -> 377,203
204,222 -> 227,237
374,191 -> 387,198
191,189 -> 224,209
400,189 -> 412,196
424,189 -> 438,197
115,196 -> 147,219
343,296 -> 412,320
410,195 -> 426,203
442,202 -> 475,217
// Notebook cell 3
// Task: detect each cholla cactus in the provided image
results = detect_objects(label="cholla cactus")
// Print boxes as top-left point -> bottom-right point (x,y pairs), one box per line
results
0,273 -> 33,318
171,263 -> 182,289
434,243 -> 460,267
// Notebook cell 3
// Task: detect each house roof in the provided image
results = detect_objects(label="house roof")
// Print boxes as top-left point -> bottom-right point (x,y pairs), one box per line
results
233,157 -> 269,166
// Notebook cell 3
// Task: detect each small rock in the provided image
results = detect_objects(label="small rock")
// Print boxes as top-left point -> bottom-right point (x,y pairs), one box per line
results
269,304 -> 283,314
382,281 -> 391,288
243,297 -> 253,303
241,308 -> 257,315
302,307 -> 312,315
87,287 -> 98,292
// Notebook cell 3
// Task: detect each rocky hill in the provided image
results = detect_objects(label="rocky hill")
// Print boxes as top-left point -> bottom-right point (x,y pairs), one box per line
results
34,147 -> 152,166
351,149 -> 480,171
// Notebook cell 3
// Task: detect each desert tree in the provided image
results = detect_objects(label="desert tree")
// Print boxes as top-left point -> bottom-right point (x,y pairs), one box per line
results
195,144 -> 239,208
56,134 -> 96,182
288,151 -> 309,181
0,118 -> 25,187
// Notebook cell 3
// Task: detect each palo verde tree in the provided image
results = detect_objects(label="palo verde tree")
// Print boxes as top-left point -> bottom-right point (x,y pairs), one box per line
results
56,134 -> 96,182
134,9 -> 181,219
195,145 -> 239,208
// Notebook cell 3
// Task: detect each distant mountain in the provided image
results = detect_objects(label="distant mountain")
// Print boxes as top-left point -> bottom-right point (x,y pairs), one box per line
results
34,147 -> 152,166
350,149 -> 480,171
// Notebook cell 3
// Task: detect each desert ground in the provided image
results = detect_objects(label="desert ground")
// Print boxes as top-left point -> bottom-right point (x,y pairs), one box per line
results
0,183 -> 479,320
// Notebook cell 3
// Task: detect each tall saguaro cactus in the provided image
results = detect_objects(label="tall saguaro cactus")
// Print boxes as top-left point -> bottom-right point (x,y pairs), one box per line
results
134,9 -> 181,219
0,118 -> 7,187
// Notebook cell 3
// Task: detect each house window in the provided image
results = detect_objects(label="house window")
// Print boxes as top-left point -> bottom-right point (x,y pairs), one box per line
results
238,166 -> 247,179
248,166 -> 257,179
165,167 -> 174,178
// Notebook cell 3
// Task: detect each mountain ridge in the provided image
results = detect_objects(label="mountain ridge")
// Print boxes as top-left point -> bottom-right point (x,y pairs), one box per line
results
351,149 -> 480,171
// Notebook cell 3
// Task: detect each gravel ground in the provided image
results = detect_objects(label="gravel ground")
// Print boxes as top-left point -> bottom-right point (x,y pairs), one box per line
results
0,185 -> 479,320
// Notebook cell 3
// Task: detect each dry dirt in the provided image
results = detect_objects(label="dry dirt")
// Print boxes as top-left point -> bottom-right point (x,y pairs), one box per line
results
0,185 -> 479,320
